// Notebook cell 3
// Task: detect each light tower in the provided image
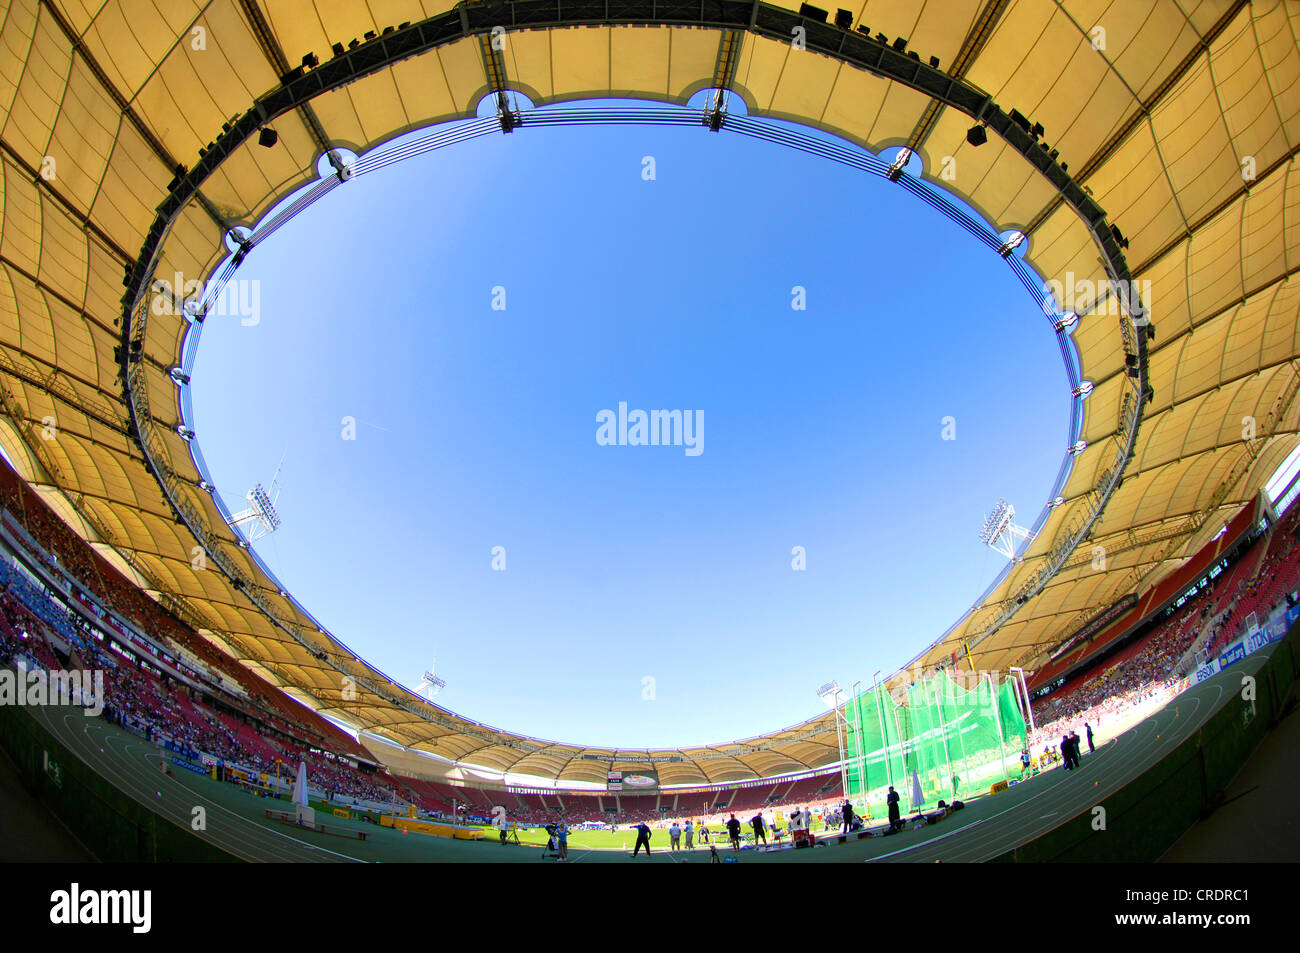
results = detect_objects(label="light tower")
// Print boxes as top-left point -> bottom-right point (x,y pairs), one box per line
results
815,681 -> 845,709
228,459 -> 283,544
979,498 -> 1033,560
416,658 -> 446,700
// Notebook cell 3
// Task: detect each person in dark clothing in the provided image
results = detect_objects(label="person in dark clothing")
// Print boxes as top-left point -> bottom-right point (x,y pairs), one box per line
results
631,822 -> 652,857
1070,731 -> 1083,765
750,813 -> 767,846
840,799 -> 854,834
1061,734 -> 1073,770
726,814 -> 742,851
927,800 -> 954,824
886,786 -> 901,831
1085,723 -> 1095,754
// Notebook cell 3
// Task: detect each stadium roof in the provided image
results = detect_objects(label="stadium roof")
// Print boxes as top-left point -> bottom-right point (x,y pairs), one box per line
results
1,0 -> 1297,785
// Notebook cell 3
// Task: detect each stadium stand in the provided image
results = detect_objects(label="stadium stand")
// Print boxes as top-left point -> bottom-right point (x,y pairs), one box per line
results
1027,501 -> 1300,757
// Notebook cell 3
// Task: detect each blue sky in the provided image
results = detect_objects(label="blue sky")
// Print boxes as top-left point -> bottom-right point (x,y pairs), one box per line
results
189,101 -> 1070,750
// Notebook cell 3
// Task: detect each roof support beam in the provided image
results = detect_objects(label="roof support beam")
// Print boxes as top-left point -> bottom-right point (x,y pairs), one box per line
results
0,251 -> 124,344
712,27 -> 744,92
1024,0 -> 1251,237
904,0 -> 1010,152
236,0 -> 340,166
0,350 -> 125,435
0,141 -> 135,265
37,0 -> 229,233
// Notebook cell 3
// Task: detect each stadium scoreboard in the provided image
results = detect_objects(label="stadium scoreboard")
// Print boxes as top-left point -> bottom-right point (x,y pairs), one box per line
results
607,770 -> 658,792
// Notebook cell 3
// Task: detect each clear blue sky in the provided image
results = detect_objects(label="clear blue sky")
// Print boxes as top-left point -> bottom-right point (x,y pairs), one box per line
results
189,100 -> 1069,750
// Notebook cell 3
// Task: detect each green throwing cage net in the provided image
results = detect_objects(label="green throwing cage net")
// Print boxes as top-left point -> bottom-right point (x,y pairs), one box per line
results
842,672 -> 1027,821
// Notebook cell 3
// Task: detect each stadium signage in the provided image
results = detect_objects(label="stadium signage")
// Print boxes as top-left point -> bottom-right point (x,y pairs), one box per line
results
1217,642 -> 1247,670
596,402 -> 704,456
0,667 -> 102,715
49,884 -> 151,934
1196,620 -> 1282,685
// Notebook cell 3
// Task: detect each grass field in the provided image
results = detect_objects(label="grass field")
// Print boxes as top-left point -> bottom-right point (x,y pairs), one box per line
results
481,823 -> 837,851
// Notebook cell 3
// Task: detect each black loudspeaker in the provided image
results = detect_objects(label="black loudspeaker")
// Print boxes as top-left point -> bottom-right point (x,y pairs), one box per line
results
835,9 -> 853,28
799,3 -> 829,22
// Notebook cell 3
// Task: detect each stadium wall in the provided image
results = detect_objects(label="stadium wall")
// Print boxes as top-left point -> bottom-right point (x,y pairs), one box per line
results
996,617 -> 1299,863
0,705 -> 237,863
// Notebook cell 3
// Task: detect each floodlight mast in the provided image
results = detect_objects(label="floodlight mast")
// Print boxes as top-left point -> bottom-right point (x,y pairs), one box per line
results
228,457 -> 284,544
417,657 -> 446,700
979,498 -> 1034,560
